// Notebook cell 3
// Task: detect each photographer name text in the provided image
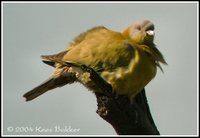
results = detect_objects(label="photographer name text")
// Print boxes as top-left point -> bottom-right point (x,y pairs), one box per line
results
7,125 -> 80,133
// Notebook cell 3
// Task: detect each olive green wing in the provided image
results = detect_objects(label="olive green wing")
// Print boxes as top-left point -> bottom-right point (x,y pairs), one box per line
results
62,28 -> 135,72
42,26 -> 135,73
41,26 -> 108,67
41,50 -> 68,67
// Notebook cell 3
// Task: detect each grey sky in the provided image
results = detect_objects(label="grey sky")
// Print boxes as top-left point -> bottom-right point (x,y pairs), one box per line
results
2,2 -> 198,136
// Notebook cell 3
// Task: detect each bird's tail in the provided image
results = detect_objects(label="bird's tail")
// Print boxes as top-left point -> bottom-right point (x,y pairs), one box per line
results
23,72 -> 76,101
23,77 -> 56,101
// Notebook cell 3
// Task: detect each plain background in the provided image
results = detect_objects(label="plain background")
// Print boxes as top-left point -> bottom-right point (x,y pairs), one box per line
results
2,2 -> 198,136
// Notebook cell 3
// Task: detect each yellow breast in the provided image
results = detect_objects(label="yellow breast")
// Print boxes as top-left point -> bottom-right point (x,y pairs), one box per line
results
101,47 -> 157,99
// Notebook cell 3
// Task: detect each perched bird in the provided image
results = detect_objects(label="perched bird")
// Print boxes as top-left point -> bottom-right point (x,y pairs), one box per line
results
23,20 -> 167,102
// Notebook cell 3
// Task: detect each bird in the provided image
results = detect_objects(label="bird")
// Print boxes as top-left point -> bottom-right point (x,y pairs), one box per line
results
23,19 -> 167,102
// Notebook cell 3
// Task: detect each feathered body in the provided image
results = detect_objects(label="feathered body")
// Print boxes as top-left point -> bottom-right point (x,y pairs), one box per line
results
23,20 -> 167,101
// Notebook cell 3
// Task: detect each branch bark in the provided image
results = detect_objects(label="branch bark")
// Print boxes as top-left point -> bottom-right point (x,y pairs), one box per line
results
95,90 -> 159,135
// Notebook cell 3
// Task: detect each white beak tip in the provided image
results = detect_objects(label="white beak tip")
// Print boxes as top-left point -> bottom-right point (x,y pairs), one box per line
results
146,30 -> 155,36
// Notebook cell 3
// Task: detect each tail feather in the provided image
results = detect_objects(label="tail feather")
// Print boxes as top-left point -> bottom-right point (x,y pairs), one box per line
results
23,74 -> 76,101
23,50 -> 77,101
23,77 -> 55,101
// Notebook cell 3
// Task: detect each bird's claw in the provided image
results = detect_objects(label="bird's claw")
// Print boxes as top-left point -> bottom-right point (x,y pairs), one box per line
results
64,61 -> 93,74
80,64 -> 94,74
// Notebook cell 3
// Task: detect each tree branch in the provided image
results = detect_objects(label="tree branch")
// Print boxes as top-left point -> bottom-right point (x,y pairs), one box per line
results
65,63 -> 160,135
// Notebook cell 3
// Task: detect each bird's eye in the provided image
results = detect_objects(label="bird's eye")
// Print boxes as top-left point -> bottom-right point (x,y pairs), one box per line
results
136,26 -> 142,30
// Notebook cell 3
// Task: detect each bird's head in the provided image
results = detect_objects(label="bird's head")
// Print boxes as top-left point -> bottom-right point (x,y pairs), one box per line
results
122,20 -> 155,45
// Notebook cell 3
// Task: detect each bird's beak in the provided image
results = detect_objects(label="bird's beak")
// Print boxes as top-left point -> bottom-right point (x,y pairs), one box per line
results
146,30 -> 155,36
